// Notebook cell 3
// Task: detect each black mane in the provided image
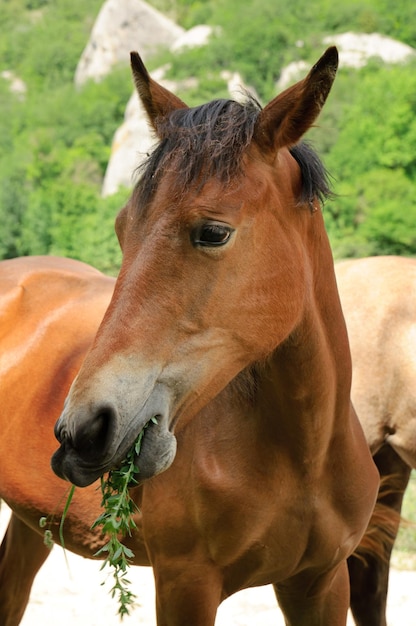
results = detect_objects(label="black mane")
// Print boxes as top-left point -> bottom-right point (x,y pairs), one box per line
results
289,142 -> 333,205
135,97 -> 332,209
136,97 -> 261,208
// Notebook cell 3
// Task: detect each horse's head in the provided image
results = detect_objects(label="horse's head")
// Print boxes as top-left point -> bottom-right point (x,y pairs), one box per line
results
52,48 -> 338,487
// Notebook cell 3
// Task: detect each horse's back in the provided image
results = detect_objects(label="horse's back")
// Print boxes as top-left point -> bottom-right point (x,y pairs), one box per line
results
336,255 -> 416,319
0,254 -> 114,350
0,255 -> 113,317
336,256 -> 416,466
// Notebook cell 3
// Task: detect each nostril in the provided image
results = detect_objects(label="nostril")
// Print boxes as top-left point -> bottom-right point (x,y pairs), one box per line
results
54,418 -> 66,444
73,405 -> 116,459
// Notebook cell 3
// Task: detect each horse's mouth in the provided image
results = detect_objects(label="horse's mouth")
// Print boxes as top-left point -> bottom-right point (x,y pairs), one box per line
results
121,418 -> 159,487
52,412 -> 177,488
51,442 -> 106,487
128,417 -> 177,483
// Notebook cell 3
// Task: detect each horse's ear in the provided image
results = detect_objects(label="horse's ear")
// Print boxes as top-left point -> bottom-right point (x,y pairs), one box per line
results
130,51 -> 188,133
254,47 -> 338,153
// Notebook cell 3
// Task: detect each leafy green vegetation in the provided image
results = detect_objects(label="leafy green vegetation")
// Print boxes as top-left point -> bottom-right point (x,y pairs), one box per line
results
91,428 -> 149,617
40,419 -> 157,616
0,0 -> 127,274
1,0 -> 416,269
83,419 -> 158,615
315,60 -> 416,258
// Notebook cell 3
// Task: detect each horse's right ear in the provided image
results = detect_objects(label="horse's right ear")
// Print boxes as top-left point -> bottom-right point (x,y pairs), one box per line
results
130,51 -> 188,133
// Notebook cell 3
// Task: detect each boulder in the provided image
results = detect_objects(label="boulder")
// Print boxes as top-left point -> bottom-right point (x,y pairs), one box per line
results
75,0 -> 184,87
170,24 -> 218,52
277,32 -> 416,89
323,32 -> 415,68
1,70 -> 27,100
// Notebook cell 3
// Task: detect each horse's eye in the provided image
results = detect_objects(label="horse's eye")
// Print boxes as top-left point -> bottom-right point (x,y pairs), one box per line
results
192,222 -> 234,247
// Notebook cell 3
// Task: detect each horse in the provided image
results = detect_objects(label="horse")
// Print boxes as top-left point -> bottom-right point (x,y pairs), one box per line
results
336,255 -> 416,626
50,46 -> 378,625
0,48 -> 381,625
0,256 -> 115,625
0,256 -> 409,626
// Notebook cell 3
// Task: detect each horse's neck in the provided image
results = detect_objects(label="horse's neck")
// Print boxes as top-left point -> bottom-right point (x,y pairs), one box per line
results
257,261 -> 352,461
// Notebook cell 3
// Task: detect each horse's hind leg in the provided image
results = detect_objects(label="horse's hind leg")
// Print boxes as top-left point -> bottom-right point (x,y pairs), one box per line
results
0,511 -> 51,626
348,444 -> 411,626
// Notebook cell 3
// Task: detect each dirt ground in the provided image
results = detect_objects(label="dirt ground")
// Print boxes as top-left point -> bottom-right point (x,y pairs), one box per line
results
1,506 -> 415,625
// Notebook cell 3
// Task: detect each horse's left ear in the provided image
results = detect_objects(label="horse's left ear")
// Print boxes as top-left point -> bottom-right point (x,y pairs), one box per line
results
255,47 -> 338,153
130,51 -> 188,133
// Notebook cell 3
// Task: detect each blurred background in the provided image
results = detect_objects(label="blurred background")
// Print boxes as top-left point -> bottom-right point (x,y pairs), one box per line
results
1,0 -> 416,277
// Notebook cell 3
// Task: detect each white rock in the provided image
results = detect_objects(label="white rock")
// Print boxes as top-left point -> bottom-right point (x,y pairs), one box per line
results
277,32 -> 416,90
220,70 -> 260,103
323,32 -> 415,68
75,0 -> 184,87
170,24 -> 218,52
1,70 -> 27,99
276,61 -> 308,91
101,92 -> 156,197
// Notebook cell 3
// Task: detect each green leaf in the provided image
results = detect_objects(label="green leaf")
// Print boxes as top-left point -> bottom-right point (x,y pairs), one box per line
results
43,529 -> 54,549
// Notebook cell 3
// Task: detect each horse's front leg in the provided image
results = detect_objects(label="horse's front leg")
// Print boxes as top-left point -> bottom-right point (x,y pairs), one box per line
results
273,561 -> 350,626
0,511 -> 51,626
152,557 -> 223,626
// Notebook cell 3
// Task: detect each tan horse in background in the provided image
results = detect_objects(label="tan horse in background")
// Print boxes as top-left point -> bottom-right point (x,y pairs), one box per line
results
337,255 -> 416,626
0,49 -> 387,625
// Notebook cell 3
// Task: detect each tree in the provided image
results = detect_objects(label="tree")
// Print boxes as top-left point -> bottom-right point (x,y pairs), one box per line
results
323,61 -> 416,257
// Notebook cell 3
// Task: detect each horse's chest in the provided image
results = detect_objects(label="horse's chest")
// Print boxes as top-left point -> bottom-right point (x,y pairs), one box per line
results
190,452 -> 316,580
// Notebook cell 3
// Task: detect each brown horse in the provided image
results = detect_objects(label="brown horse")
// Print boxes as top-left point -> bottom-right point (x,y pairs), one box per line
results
336,255 -> 416,626
51,47 -> 377,625
0,255 -> 409,626
0,256 -> 115,625
0,49 -> 380,625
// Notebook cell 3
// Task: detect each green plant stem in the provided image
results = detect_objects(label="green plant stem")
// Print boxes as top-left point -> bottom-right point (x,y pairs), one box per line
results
41,419 -> 155,617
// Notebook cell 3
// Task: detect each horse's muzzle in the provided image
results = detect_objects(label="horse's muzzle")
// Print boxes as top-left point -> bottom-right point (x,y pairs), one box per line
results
51,383 -> 178,488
